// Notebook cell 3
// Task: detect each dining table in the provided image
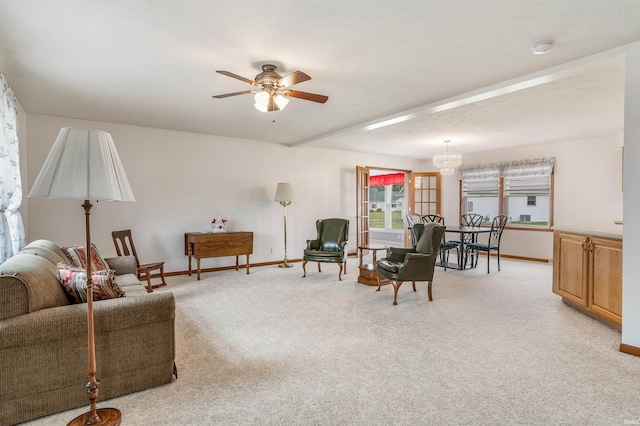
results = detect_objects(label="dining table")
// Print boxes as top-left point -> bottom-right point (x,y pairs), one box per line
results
443,226 -> 492,270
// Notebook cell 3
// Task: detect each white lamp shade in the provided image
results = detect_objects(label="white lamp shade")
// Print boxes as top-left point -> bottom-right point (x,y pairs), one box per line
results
274,94 -> 289,110
28,127 -> 135,201
254,91 -> 269,112
274,182 -> 293,203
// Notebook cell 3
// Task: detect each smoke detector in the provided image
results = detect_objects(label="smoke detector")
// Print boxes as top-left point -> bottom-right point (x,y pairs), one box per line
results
531,40 -> 554,55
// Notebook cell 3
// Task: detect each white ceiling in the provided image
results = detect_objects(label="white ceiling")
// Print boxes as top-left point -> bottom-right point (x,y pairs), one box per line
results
1,0 -> 639,160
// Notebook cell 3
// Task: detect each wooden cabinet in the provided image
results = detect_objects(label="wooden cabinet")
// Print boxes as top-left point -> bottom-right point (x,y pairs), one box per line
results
553,231 -> 622,330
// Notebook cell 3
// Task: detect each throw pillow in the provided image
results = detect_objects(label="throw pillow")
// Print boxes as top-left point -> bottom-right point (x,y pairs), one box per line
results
61,243 -> 110,271
58,264 -> 125,303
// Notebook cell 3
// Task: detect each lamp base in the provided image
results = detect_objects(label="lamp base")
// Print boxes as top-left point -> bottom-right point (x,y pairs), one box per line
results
278,262 -> 293,268
68,408 -> 122,426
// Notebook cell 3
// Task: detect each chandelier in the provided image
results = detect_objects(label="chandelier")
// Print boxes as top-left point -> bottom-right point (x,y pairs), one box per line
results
432,139 -> 462,176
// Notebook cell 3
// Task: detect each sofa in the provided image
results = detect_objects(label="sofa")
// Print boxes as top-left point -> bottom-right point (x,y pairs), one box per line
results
0,239 -> 176,425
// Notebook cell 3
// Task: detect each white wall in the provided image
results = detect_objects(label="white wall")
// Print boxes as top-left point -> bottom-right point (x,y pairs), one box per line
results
622,42 -> 640,349
23,117 -> 625,267
439,133 -> 624,261
24,114 -> 426,273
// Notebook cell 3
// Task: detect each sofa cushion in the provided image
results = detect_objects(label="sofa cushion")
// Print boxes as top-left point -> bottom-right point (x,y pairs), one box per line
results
61,244 -> 110,271
17,246 -> 68,266
116,273 -> 150,296
57,264 -> 125,303
23,239 -> 70,265
0,254 -> 70,320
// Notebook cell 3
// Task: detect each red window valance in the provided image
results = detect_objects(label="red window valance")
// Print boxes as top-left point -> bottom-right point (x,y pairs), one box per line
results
370,173 -> 405,187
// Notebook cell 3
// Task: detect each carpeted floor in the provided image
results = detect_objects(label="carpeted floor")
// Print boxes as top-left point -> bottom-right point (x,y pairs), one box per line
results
23,258 -> 640,425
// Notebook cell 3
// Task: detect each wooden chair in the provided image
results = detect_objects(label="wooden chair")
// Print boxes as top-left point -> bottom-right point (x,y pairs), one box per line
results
112,229 -> 167,292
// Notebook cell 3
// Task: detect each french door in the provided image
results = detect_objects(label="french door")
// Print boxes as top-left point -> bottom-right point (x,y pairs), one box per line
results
356,167 -> 440,248
356,166 -> 370,248
409,172 -> 441,217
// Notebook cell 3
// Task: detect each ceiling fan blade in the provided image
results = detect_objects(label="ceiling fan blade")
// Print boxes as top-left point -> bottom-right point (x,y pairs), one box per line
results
216,70 -> 256,86
212,90 -> 253,99
285,90 -> 329,103
279,71 -> 311,88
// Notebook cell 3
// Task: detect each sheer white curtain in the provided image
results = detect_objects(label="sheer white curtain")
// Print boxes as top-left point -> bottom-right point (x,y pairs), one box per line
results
0,72 -> 25,262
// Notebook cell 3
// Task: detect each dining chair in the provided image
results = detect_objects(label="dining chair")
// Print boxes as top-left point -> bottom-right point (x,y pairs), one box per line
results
458,213 -> 484,266
405,213 -> 422,229
422,215 -> 458,270
461,213 -> 484,228
112,229 -> 167,292
375,222 -> 445,305
465,215 -> 508,273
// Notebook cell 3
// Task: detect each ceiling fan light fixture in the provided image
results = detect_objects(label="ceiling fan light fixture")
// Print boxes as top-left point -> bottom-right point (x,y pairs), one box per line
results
214,63 -> 328,112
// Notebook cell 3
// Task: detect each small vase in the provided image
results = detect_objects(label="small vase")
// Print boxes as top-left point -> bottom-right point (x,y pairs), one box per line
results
212,216 -> 226,233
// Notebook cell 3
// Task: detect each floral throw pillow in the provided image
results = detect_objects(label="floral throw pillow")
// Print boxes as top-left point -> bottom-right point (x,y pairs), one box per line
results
58,264 -> 126,303
61,243 -> 110,271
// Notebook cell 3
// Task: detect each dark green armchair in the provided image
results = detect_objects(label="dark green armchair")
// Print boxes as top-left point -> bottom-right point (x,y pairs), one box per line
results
376,222 -> 445,305
302,218 -> 349,281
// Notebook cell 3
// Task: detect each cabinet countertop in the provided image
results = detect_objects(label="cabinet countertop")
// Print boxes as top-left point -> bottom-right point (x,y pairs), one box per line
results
552,226 -> 622,240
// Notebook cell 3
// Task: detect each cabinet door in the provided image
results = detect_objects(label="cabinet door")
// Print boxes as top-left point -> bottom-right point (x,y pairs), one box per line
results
589,237 -> 622,325
553,232 -> 588,306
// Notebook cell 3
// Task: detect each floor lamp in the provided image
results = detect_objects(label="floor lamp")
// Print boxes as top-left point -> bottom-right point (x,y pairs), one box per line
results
274,182 -> 293,268
28,127 -> 135,426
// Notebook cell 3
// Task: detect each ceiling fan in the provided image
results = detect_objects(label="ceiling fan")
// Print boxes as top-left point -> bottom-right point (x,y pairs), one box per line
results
212,64 -> 329,112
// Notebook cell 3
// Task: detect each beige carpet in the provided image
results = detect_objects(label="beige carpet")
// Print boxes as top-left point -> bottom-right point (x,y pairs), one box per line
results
23,258 -> 640,425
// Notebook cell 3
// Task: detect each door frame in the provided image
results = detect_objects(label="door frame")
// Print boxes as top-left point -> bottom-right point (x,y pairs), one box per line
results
357,166 -> 440,248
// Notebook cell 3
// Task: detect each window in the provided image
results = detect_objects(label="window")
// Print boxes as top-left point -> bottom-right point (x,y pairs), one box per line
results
462,177 -> 500,223
460,158 -> 554,229
369,173 -> 405,230
505,175 -> 550,225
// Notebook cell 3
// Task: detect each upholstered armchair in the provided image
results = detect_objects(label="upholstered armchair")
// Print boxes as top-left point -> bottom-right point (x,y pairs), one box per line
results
302,218 -> 349,280
376,222 -> 445,305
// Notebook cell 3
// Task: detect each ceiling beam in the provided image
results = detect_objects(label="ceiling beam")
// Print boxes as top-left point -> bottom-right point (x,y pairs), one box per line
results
287,43 -> 629,148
